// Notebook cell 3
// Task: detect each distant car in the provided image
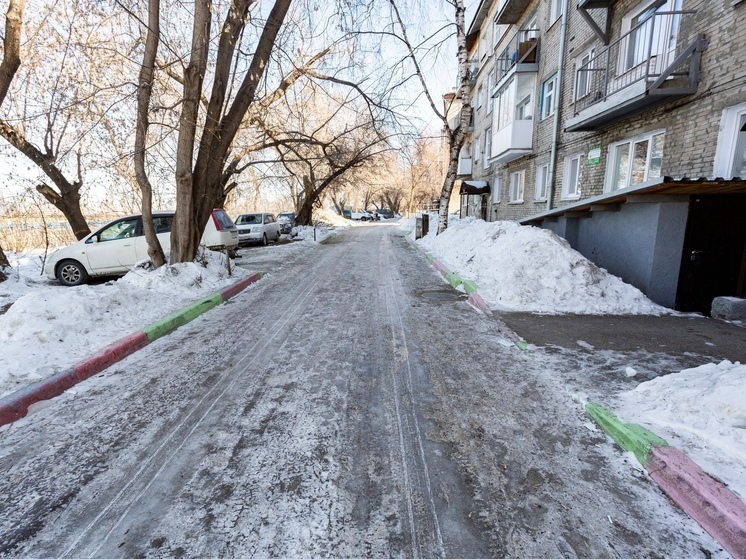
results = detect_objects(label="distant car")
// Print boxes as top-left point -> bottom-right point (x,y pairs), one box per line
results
234,213 -> 281,246
277,212 -> 296,234
342,209 -> 352,219
377,208 -> 394,219
351,210 -> 374,221
44,209 -> 239,286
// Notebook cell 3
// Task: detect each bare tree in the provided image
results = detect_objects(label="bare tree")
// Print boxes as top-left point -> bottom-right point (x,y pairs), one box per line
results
0,0 -> 25,279
387,0 -> 471,233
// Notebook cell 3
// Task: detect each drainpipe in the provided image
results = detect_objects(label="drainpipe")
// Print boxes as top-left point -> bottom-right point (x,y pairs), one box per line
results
546,0 -> 571,212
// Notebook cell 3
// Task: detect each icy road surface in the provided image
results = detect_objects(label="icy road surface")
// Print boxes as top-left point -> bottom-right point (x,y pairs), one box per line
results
0,224 -> 724,558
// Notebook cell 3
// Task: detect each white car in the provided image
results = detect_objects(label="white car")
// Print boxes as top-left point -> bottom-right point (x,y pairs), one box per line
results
234,213 -> 282,246
44,210 -> 238,286
350,210 -> 374,221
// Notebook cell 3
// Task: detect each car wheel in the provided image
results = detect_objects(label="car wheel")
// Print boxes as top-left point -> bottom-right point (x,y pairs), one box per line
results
276,230 -> 281,242
262,233 -> 268,246
57,259 -> 88,286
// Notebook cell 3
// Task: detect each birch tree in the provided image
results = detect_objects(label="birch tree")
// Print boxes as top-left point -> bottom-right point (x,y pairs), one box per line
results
387,0 -> 471,233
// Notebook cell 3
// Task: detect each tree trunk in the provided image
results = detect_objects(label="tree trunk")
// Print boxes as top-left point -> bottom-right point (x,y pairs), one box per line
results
0,0 -> 25,105
135,0 -> 166,268
438,0 -> 470,234
295,175 -> 315,226
170,0 -> 212,264
36,181 -> 90,240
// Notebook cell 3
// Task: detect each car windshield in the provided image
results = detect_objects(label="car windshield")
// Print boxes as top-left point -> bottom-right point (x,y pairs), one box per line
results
213,209 -> 235,228
278,213 -> 294,221
236,214 -> 262,225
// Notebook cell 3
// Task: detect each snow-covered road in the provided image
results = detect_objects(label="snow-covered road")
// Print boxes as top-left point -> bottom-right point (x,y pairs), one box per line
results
0,224 -> 725,558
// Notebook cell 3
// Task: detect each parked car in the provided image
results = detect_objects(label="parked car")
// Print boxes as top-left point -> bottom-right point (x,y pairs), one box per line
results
44,209 -> 239,286
350,209 -> 374,221
377,208 -> 394,219
234,213 -> 281,246
277,212 -> 296,234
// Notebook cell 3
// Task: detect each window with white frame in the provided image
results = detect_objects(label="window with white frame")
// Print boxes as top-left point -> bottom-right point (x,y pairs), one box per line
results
621,0 -> 682,74
474,136 -> 481,163
535,163 -> 550,200
606,130 -> 665,191
574,47 -> 595,100
492,175 -> 502,203
509,170 -> 525,203
476,86 -> 483,109
540,74 -> 557,120
484,129 -> 492,168
550,0 -> 563,23
714,103 -> 746,179
495,80 -> 515,130
562,154 -> 583,199
493,20 -> 509,50
516,95 -> 533,120
487,72 -> 494,113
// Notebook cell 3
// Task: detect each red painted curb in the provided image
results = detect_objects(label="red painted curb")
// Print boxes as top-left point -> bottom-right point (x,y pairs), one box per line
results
72,331 -> 150,382
220,272 -> 263,301
647,446 -> 746,559
468,292 -> 493,316
431,260 -> 449,277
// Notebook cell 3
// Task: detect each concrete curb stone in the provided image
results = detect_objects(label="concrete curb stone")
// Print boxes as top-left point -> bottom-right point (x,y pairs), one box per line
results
586,403 -> 746,559
0,271 -> 264,427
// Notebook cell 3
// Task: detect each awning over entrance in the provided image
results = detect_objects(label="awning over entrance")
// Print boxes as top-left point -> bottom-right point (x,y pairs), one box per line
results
520,177 -> 746,225
459,181 -> 490,195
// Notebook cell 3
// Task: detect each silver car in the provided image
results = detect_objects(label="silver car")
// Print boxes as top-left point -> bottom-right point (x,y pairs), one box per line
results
234,213 -> 282,246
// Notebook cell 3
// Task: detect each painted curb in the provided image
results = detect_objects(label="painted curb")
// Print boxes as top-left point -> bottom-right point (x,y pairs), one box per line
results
647,446 -> 746,559
445,271 -> 463,288
467,292 -> 493,316
462,280 -> 479,295
0,272 -> 264,427
586,403 -> 746,559
585,402 -> 668,465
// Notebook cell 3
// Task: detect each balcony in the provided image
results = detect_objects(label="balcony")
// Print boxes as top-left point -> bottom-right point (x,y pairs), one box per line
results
495,0 -> 532,24
491,119 -> 532,163
566,10 -> 706,132
495,29 -> 540,86
457,156 -> 473,176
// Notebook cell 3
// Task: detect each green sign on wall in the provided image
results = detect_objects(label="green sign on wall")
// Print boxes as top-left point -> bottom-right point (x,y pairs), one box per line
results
587,147 -> 601,165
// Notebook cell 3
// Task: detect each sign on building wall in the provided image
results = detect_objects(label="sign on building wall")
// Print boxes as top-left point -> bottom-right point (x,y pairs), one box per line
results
587,147 -> 602,165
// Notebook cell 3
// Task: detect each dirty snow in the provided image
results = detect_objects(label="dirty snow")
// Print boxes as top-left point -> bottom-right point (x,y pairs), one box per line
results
405,215 -> 665,315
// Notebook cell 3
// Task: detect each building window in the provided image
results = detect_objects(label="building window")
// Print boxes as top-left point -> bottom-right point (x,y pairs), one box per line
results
621,0 -> 681,74
509,171 -> 525,203
550,0 -> 563,23
493,19 -> 508,50
484,129 -> 492,168
492,175 -> 502,204
715,103 -> 746,179
495,79 -> 515,131
540,74 -> 557,120
606,130 -> 665,191
516,95 -> 533,120
476,86 -> 483,109
535,163 -> 550,200
562,154 -> 583,199
575,47 -> 595,100
487,72 -> 494,113
474,136 -> 481,163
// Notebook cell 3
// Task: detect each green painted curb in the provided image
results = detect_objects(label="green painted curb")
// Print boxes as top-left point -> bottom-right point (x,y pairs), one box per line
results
445,271 -> 462,288
462,280 -> 479,295
423,253 -> 433,263
143,293 -> 224,342
586,403 -> 668,465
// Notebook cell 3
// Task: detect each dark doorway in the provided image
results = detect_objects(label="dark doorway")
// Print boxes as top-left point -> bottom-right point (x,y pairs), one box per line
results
676,195 -> 746,314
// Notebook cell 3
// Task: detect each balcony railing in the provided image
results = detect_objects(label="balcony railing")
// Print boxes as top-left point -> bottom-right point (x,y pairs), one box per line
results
496,28 -> 540,83
572,10 -> 704,117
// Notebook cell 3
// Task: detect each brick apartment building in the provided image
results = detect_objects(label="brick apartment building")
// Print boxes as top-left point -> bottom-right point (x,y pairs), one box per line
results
453,0 -> 746,313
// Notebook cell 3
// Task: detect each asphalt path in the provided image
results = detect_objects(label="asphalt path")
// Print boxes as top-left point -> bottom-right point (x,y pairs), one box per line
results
0,224 -> 725,558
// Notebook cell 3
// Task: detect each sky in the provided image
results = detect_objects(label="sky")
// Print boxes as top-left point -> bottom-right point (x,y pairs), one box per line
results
1,213 -> 744,508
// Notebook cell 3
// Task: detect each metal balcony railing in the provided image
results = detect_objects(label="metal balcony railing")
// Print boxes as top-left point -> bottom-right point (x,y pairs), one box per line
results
496,28 -> 540,83
572,10 -> 703,115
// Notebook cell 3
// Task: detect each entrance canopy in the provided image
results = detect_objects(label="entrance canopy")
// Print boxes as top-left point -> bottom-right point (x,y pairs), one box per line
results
459,181 -> 491,196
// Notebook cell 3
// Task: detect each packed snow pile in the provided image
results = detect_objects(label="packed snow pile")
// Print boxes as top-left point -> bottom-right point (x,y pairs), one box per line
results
0,251 -> 251,397
313,208 -> 350,227
615,360 -> 746,501
408,217 -> 665,315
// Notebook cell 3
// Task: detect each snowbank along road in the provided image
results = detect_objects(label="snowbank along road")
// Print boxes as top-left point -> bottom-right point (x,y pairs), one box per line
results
0,224 -> 725,558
